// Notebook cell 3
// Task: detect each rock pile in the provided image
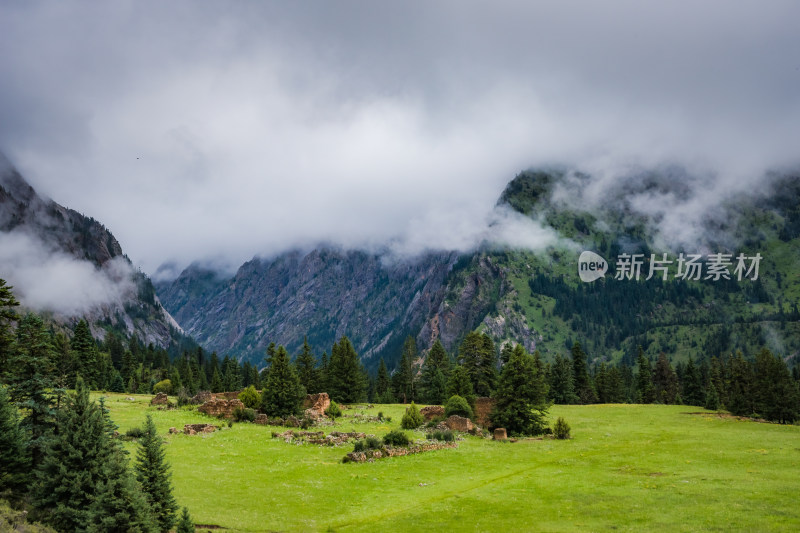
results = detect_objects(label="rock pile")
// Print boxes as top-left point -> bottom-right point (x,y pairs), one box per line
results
183,424 -> 217,435
303,393 -> 331,419
272,430 -> 368,446
344,442 -> 458,463
420,405 -> 445,420
198,398 -> 244,419
150,392 -> 169,406
443,415 -> 474,432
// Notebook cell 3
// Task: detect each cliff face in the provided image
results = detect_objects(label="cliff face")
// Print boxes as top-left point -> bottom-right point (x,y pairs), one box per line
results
0,155 -> 182,346
157,249 -> 460,368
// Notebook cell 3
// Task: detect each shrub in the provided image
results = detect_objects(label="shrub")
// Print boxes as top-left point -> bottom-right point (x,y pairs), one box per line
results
232,407 -> 256,422
401,402 -> 424,429
125,426 -> 145,439
325,401 -> 343,419
553,417 -> 571,440
238,385 -> 261,409
444,395 -> 473,419
152,379 -> 172,395
176,388 -> 191,407
353,436 -> 383,452
383,430 -> 410,447
427,429 -> 455,442
377,411 -> 384,420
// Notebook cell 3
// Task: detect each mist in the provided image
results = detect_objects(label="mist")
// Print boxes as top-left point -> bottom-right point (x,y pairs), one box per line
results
0,229 -> 135,316
1,1 -> 798,275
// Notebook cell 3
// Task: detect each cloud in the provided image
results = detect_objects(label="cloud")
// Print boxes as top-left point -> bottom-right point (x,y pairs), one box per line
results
0,2 -> 798,275
0,229 -> 135,316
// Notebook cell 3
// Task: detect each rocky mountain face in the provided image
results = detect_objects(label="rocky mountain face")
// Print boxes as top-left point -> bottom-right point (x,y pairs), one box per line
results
158,167 -> 800,370
0,154 -> 183,347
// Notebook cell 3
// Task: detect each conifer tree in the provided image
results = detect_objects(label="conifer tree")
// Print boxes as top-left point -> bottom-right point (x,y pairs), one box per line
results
420,340 -> 450,404
327,337 -> 367,404
753,348 -> 800,423
653,352 -> 678,404
295,337 -> 319,394
72,319 -> 100,388
549,354 -> 577,404
0,278 -> 20,376
34,379 -> 154,532
261,345 -> 304,417
392,336 -> 417,403
7,313 -> 55,467
375,358 -> 394,403
176,507 -> 194,533
572,342 -> 597,404
727,352 -> 754,416
635,347 -> 655,403
446,364 -> 475,406
681,357 -> 704,406
0,384 -> 30,496
210,368 -> 223,393
135,414 -> 178,532
491,344 -> 549,436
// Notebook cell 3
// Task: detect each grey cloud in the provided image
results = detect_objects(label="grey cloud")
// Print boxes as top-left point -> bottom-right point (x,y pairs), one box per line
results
0,1 -> 798,274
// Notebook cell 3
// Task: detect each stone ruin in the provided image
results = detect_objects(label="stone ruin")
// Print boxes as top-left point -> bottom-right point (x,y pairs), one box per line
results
190,390 -> 213,405
183,423 -> 217,435
420,405 -> 445,421
443,415 -> 474,432
198,398 -> 244,419
272,430 -> 368,446
493,428 -> 507,440
150,392 -> 169,406
473,397 -> 496,427
344,442 -> 458,463
303,392 -> 331,419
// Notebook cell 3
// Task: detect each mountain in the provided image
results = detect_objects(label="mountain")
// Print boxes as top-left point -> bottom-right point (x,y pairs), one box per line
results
0,153 -> 185,347
157,167 -> 800,371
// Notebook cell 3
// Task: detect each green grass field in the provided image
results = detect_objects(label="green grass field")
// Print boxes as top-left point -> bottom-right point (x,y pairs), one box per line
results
100,395 -> 800,532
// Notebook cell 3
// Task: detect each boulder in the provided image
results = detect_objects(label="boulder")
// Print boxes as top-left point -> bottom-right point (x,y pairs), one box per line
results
420,405 -> 445,421
150,392 -> 169,406
443,415 -> 474,432
184,423 -> 216,435
198,398 -> 244,419
303,393 -> 331,418
493,428 -> 507,440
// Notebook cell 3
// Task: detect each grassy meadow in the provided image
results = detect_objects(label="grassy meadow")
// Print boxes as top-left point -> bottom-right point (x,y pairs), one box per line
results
98,394 -> 800,532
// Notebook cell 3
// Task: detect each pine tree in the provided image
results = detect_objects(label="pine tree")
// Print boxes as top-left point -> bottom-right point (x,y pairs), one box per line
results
176,507 -> 194,533
34,379 -> 155,532
549,354 -> 578,404
0,278 -> 20,377
653,352 -> 678,404
0,384 -> 31,496
135,414 -> 178,532
681,357 -> 704,406
491,345 -> 549,436
327,337 -> 367,404
727,353 -> 754,416
446,364 -> 475,406
635,347 -> 655,404
210,368 -> 223,393
295,337 -> 319,394
420,339 -> 450,404
375,358 -> 394,403
261,345 -> 305,418
7,313 -> 55,467
753,348 -> 800,423
392,336 -> 416,403
704,381 -> 720,411
572,342 -> 597,404
72,319 -> 100,388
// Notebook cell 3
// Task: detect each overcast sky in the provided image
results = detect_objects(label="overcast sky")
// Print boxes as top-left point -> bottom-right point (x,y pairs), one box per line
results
1,1 -> 799,277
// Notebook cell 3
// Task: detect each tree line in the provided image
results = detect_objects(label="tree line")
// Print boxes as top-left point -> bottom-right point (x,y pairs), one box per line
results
0,279 -> 195,532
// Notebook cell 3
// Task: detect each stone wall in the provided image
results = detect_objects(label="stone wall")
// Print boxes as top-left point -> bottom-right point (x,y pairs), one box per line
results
198,398 -> 244,419
473,397 -> 496,427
